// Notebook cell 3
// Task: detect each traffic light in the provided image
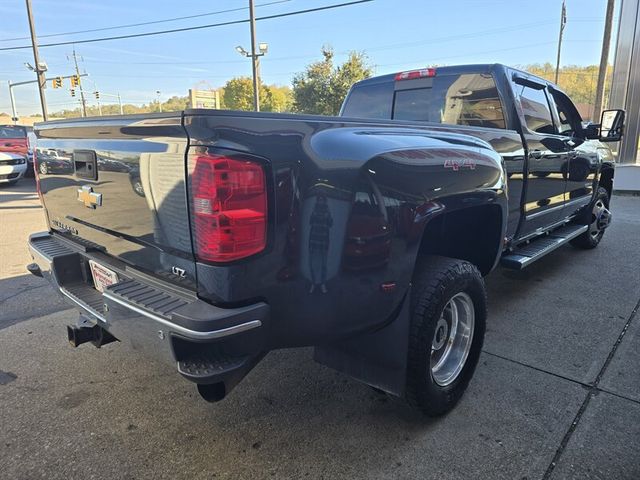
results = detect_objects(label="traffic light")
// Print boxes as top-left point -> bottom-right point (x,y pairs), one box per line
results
94,91 -> 100,99
70,88 -> 76,97
70,75 -> 80,87
52,77 -> 62,88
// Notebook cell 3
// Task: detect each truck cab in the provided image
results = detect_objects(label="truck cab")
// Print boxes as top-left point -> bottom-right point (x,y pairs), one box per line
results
340,64 -> 618,253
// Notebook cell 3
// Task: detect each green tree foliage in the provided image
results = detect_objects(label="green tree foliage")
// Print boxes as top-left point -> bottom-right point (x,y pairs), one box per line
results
222,77 -> 292,112
292,47 -> 372,115
222,77 -> 257,111
268,85 -> 294,112
161,95 -> 190,112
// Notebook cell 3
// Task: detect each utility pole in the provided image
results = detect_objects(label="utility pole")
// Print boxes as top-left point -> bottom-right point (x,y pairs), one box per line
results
593,0 -> 616,122
554,0 -> 567,84
8,81 -> 19,124
25,0 -> 48,121
117,93 -> 123,115
249,0 -> 260,111
71,48 -> 88,117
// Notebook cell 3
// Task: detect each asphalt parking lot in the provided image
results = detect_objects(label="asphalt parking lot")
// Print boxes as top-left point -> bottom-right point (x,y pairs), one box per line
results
1,178 -> 639,480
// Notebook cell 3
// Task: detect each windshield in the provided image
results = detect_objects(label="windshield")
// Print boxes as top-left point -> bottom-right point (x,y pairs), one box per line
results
0,126 -> 27,138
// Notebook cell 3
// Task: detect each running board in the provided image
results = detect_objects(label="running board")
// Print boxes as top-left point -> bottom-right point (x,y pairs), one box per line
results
501,224 -> 588,270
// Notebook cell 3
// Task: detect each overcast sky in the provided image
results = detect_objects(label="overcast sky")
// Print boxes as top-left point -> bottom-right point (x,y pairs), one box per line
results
0,0 -> 615,115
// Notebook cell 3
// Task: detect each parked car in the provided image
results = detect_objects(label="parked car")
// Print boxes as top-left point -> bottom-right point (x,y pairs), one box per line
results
27,64 -> 622,416
0,152 -> 28,185
35,149 -> 72,175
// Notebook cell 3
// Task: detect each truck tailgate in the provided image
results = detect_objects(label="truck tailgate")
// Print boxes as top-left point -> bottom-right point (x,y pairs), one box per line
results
35,114 -> 195,287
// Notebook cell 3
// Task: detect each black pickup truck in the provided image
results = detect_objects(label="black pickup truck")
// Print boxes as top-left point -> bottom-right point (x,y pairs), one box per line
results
28,64 -> 624,416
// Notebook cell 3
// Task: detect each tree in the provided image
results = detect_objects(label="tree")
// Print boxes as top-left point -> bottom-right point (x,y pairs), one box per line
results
222,76 -> 292,112
222,77 -> 256,111
162,95 -> 189,112
268,85 -> 293,112
292,47 -> 372,115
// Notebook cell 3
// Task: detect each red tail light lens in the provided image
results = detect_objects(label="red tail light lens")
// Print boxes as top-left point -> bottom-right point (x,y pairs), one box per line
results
189,153 -> 267,263
395,68 -> 436,81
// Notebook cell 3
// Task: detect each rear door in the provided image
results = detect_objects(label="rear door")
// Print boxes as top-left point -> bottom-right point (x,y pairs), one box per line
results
35,114 -> 196,287
511,76 -> 574,236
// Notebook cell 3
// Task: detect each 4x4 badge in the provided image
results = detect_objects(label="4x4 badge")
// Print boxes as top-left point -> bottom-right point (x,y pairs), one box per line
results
77,185 -> 102,209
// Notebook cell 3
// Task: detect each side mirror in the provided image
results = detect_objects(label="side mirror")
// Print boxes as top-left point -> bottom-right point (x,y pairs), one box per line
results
599,109 -> 625,142
582,122 -> 599,140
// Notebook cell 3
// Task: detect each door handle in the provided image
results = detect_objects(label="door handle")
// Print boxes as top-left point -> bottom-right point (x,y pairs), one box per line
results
529,149 -> 544,160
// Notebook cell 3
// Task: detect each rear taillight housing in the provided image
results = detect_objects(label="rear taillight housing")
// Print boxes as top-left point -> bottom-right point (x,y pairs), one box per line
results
188,152 -> 268,263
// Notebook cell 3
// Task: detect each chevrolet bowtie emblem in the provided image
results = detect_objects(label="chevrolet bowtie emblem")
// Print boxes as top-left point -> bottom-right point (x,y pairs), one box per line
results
77,185 -> 102,209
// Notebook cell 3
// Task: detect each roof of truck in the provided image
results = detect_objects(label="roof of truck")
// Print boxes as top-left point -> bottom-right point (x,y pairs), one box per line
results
353,63 -> 551,88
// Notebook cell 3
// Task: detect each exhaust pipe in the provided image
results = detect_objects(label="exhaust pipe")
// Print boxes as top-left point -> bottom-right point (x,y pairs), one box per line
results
67,322 -> 117,348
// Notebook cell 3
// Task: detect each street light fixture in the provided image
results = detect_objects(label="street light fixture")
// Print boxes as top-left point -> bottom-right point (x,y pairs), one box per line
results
235,40 -> 268,111
24,61 -> 47,73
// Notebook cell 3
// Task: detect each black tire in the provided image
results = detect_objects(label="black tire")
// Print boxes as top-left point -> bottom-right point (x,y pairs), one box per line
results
406,255 -> 487,416
38,162 -> 48,175
570,187 -> 610,250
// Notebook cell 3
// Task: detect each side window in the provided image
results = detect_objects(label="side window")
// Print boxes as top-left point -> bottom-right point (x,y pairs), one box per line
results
548,89 -> 582,136
341,82 -> 393,119
439,74 -> 505,129
515,84 -> 555,134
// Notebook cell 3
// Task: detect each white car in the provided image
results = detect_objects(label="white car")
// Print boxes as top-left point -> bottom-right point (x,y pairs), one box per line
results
0,152 -> 28,185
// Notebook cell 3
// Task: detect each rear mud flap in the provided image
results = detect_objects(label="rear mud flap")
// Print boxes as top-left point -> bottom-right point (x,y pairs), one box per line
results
313,290 -> 411,398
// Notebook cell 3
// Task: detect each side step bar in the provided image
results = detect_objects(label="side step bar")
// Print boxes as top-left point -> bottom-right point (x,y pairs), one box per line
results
501,224 -> 588,270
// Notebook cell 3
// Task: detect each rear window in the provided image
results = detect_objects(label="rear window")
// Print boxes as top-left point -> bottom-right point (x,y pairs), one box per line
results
393,73 -> 505,129
0,126 -> 27,138
341,82 -> 393,119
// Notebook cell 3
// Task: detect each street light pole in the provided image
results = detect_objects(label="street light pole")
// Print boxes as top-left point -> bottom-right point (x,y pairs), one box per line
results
25,0 -> 48,121
248,0 -> 260,111
8,82 -> 18,124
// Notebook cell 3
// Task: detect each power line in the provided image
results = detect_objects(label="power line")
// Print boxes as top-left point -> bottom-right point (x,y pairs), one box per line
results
0,0 -> 373,52
0,0 -> 292,42
72,22 -> 553,66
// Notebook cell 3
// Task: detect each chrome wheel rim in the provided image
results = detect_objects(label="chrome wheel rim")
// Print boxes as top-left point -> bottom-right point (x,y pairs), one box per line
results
430,292 -> 475,386
39,162 -> 47,174
589,199 -> 610,238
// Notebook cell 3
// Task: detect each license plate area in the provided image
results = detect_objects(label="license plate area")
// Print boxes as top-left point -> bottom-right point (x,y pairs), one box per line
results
88,259 -> 118,293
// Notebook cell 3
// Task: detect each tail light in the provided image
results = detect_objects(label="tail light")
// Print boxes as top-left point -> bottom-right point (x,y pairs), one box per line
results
188,152 -> 268,263
395,68 -> 436,81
